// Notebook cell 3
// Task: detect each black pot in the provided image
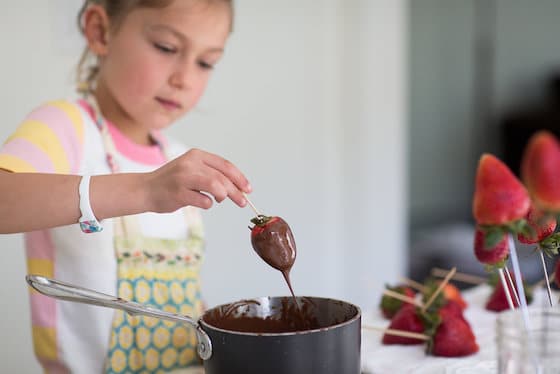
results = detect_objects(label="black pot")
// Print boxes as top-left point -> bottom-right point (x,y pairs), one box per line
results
199,296 -> 361,374
25,276 -> 361,374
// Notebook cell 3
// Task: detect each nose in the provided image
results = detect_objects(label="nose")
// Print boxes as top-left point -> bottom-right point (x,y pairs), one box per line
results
169,60 -> 196,90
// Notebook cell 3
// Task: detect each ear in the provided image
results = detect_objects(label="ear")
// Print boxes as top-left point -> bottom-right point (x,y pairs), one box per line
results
82,5 -> 111,56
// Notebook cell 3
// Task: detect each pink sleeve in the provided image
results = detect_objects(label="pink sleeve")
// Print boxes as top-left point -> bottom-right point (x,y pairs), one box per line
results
0,100 -> 84,173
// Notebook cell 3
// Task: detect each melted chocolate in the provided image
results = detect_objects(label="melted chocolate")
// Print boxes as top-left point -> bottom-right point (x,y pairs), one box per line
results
203,297 -> 322,333
251,216 -> 296,272
250,216 -> 299,304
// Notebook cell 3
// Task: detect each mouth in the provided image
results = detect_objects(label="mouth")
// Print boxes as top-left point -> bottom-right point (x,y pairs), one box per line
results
156,97 -> 182,111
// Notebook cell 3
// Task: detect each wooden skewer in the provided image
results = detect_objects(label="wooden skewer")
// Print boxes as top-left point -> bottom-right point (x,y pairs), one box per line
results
422,267 -> 456,312
430,267 -> 486,285
532,271 -> 556,290
243,193 -> 261,216
383,289 -> 424,308
399,277 -> 427,293
504,267 -> 521,307
362,325 -> 430,341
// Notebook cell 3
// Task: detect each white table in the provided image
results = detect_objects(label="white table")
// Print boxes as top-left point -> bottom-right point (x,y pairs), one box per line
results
361,284 -> 552,374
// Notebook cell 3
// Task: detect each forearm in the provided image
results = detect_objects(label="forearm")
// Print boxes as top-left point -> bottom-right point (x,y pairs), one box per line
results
0,171 -> 149,234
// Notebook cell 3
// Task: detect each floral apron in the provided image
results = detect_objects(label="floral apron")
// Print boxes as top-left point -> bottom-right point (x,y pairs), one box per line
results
84,97 -> 205,373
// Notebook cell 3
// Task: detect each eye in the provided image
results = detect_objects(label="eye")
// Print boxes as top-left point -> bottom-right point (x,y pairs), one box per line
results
153,42 -> 177,54
198,60 -> 214,70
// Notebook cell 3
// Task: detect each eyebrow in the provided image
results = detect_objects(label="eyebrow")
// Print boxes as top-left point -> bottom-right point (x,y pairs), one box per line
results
146,24 -> 224,53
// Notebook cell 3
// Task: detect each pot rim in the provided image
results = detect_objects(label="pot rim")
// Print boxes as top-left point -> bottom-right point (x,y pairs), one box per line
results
199,296 -> 362,337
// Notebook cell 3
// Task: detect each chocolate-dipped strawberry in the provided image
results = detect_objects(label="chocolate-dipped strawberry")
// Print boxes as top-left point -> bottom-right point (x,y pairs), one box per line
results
250,215 -> 297,298
250,215 -> 297,272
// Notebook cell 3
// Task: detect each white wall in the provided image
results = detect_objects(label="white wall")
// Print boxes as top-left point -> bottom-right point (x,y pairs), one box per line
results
0,1 -> 407,372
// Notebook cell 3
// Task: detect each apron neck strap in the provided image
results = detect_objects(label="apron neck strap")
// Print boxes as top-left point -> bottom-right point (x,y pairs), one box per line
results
82,94 -> 171,239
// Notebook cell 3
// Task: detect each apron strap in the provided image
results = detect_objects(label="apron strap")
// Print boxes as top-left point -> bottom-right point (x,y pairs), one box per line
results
81,94 -> 181,240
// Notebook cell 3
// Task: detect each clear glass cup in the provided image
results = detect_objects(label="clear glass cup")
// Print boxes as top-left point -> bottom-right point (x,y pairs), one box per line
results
497,307 -> 560,373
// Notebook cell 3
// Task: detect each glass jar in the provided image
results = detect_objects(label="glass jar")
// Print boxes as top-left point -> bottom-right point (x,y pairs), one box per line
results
497,307 -> 560,373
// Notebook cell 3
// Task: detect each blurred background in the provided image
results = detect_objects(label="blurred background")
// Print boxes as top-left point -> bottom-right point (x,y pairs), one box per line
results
0,0 -> 559,372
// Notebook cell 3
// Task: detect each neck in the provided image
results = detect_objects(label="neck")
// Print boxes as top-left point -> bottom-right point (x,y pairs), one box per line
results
93,85 -> 153,146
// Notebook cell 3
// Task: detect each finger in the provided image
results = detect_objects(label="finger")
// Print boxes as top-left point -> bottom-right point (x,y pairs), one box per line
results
181,190 -> 213,210
189,172 -> 229,204
205,168 -> 247,207
200,152 -> 252,193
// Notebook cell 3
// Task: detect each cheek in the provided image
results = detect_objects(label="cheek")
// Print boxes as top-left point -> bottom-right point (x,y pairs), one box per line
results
105,46 -> 165,101
187,75 -> 211,107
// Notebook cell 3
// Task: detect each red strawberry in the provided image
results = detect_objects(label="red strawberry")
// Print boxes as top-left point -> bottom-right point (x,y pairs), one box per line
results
485,273 -> 533,312
250,215 -> 296,272
474,228 -> 509,265
517,204 -> 557,244
379,285 -> 416,319
521,131 -> 560,212
441,283 -> 468,310
442,283 -> 467,310
439,300 -> 462,318
382,305 -> 425,345
555,259 -> 560,288
438,300 -> 468,326
431,315 -> 479,357
473,154 -> 530,225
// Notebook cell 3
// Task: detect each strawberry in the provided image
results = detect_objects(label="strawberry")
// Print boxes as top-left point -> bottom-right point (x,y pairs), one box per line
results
250,215 -> 296,272
379,285 -> 416,319
474,228 -> 509,266
555,259 -> 560,288
473,154 -> 530,226
441,283 -> 467,310
431,315 -> 479,357
485,272 -> 533,312
421,280 -> 467,312
521,131 -> 560,212
517,204 -> 557,244
382,305 -> 425,345
438,300 -> 471,330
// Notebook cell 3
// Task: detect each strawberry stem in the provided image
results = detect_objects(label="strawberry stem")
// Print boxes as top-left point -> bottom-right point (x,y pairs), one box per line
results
250,214 -> 272,226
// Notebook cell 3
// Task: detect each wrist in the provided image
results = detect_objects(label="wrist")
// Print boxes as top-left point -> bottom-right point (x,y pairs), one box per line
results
136,172 -> 154,213
78,175 -> 103,233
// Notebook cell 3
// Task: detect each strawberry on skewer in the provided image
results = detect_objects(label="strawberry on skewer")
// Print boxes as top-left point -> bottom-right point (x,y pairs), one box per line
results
472,154 -> 531,310
485,271 -> 533,312
429,315 -> 479,357
382,305 -> 426,345
517,204 -> 557,246
521,131 -> 560,213
520,131 -> 560,306
379,285 -> 416,319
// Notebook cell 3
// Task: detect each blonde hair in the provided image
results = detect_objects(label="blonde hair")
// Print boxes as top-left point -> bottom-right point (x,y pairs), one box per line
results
76,0 -> 233,95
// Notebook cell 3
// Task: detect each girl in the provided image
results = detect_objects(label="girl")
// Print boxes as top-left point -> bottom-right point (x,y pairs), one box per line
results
0,0 -> 249,372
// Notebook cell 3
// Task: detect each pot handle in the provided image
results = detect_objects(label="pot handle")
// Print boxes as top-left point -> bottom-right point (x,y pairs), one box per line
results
26,274 -> 213,360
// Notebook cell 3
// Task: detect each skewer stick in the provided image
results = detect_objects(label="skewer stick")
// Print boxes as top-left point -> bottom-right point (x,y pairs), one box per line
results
430,267 -> 486,285
508,234 -> 541,371
362,325 -> 430,341
498,268 -> 515,310
383,289 -> 424,308
422,267 -> 456,312
243,193 -> 261,216
531,271 -> 555,290
538,249 -> 554,307
399,277 -> 427,293
504,267 -> 521,307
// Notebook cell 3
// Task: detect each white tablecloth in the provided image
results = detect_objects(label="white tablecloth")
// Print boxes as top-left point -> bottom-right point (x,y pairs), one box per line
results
361,284 -> 551,374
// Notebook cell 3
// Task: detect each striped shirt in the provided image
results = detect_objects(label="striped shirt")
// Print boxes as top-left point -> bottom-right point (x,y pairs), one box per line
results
0,100 -> 197,374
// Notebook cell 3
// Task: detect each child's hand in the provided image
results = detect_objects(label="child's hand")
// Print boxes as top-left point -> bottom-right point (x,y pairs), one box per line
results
146,148 -> 252,212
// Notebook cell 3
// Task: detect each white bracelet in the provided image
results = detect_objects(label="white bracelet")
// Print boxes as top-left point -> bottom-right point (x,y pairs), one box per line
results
78,175 -> 103,233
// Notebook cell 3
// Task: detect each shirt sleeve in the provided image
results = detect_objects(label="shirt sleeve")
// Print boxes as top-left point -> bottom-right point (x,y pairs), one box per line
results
0,100 -> 84,174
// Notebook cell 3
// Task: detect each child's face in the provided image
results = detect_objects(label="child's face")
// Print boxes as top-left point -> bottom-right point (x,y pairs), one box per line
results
97,0 -> 231,131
